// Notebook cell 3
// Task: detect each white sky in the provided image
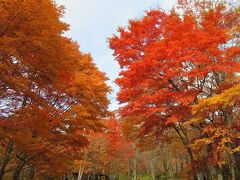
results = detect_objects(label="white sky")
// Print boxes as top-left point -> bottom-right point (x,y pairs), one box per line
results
55,0 -> 177,110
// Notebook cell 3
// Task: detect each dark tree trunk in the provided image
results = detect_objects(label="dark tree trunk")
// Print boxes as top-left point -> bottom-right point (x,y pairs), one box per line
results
13,160 -> 25,180
29,165 -> 35,179
173,125 -> 198,180
0,140 -> 13,179
234,152 -> 240,177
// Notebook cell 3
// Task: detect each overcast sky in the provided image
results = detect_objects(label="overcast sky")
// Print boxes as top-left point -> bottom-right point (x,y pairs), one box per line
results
55,0 -> 177,110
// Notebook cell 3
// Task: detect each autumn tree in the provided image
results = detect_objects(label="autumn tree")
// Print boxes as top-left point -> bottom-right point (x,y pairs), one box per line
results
0,0 -> 109,179
121,116 -> 189,179
188,81 -> 240,179
74,118 -> 135,180
109,1 -> 239,179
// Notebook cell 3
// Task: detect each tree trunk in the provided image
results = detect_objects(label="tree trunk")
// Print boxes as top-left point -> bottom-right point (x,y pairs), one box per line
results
0,140 -> 13,179
13,161 -> 25,180
12,96 -> 28,180
173,125 -> 198,180
149,150 -> 156,180
223,108 -> 240,178
29,165 -> 35,180
87,173 -> 91,180
77,165 -> 85,180
133,158 -> 137,180
132,143 -> 138,180
233,151 -> 240,177
197,173 -> 204,180
217,172 -> 223,180
162,146 -> 169,179
150,166 -> 155,180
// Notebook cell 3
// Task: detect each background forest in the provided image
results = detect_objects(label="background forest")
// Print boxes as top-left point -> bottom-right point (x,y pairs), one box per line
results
0,0 -> 239,180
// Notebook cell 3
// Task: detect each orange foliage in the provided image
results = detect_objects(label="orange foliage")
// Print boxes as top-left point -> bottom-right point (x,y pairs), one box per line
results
0,0 -> 109,178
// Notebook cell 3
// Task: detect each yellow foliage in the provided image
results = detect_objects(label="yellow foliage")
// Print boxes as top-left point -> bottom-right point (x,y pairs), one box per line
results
193,83 -> 240,115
